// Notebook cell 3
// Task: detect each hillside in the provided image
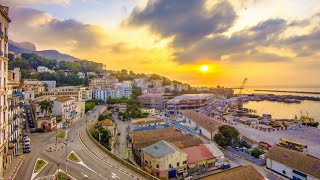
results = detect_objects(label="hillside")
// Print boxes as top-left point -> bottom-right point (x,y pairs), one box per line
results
9,40 -> 82,62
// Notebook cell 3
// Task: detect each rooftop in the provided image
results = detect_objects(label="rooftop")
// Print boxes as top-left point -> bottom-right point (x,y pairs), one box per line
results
182,110 -> 223,132
200,165 -> 264,180
142,140 -> 182,158
138,93 -> 164,99
167,94 -> 216,104
266,145 -> 320,179
132,117 -> 164,126
183,144 -> 214,164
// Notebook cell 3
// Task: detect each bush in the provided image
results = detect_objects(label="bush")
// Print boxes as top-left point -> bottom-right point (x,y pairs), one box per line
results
57,132 -> 66,139
251,148 -> 264,159
214,125 -> 240,147
56,171 -> 72,180
34,159 -> 46,173
85,100 -> 96,113
67,152 -> 81,162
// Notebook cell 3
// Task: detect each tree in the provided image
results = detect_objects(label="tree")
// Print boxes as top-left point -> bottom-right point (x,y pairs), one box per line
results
92,127 -> 112,150
251,148 -> 264,159
39,99 -> 54,116
214,125 -> 240,147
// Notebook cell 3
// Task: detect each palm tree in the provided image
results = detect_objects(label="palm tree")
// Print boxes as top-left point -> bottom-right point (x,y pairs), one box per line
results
39,99 -> 54,117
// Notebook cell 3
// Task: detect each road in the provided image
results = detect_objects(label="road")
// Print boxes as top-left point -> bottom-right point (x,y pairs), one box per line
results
15,105 -> 146,180
113,112 -> 131,159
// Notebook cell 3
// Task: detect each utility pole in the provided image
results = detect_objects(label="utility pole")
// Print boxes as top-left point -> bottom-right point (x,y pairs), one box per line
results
59,140 -> 73,174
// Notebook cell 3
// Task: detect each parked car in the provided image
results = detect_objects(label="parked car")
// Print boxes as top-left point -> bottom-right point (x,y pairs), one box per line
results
23,146 -> 31,153
24,138 -> 30,145
221,162 -> 231,170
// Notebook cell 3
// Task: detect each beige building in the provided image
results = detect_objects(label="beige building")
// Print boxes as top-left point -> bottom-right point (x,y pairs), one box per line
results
43,86 -> 92,101
89,78 -> 107,89
142,140 -> 188,179
23,79 -> 45,101
0,5 -> 10,177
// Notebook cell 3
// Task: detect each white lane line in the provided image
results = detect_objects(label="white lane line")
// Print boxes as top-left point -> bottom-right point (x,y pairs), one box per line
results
77,125 -> 137,179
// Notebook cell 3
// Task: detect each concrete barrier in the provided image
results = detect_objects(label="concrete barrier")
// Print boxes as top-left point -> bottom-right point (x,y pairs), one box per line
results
86,122 -> 159,180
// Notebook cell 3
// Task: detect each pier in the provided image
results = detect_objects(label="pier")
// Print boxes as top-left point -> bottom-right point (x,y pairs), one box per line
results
254,89 -> 320,95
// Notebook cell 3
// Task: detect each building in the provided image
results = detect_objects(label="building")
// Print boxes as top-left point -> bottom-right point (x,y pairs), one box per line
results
93,87 -> 132,101
140,108 -> 156,116
176,84 -> 189,92
86,72 -> 97,77
7,68 -> 23,166
266,145 -> 320,180
182,110 -> 222,140
134,78 -> 149,88
23,79 -> 45,101
40,81 -> 56,89
166,94 -> 216,111
36,116 -> 57,131
100,119 -> 116,149
36,66 -> 54,73
52,97 -> 78,126
132,127 -> 203,167
200,165 -> 264,180
43,86 -> 92,101
89,78 -> 107,89
142,140 -> 188,179
77,72 -> 86,79
138,93 -> 168,110
105,76 -> 118,84
74,60 -> 106,72
132,117 -> 168,132
0,5 -> 10,176
151,79 -> 163,88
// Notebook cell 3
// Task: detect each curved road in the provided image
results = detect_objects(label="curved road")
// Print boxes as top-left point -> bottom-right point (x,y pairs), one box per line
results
15,106 -> 146,180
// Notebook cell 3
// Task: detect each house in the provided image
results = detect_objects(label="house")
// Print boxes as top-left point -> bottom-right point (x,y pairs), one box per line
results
151,79 -> 163,88
142,140 -> 188,179
77,72 -> 86,78
93,87 -> 132,101
44,86 -> 92,101
183,144 -> 216,174
140,108 -> 156,116
182,110 -> 223,140
266,145 -> 320,180
37,66 -> 55,73
36,116 -> 57,131
200,165 -> 264,180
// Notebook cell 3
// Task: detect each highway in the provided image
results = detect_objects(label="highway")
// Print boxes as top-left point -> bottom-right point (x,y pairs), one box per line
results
15,105 -> 146,180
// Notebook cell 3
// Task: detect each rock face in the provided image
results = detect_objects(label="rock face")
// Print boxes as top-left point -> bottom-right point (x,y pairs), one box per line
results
9,39 -> 82,62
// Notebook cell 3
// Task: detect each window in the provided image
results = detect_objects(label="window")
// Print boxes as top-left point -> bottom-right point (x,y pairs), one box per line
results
177,162 -> 179,167
183,161 -> 187,164
283,170 -> 286,174
156,164 -> 159,168
169,164 -> 172,168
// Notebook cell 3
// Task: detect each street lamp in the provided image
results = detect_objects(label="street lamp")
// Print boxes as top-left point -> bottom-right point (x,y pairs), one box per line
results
59,140 -> 74,174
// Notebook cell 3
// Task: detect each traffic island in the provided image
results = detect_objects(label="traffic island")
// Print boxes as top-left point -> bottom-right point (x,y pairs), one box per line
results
54,169 -> 75,180
57,130 -> 68,139
31,158 -> 48,180
67,151 -> 81,163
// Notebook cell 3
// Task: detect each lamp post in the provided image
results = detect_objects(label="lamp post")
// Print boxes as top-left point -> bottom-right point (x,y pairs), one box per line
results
59,140 -> 74,174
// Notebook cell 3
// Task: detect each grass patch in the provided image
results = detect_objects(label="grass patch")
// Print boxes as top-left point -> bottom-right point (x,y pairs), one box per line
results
34,159 -> 47,173
67,152 -> 81,162
57,132 -> 66,139
56,171 -> 72,180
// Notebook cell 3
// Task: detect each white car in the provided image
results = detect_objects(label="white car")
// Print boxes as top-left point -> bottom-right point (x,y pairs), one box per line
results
24,138 -> 30,145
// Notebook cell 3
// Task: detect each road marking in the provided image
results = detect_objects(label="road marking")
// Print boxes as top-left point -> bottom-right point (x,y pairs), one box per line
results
81,172 -> 89,179
77,119 -> 137,179
112,173 -> 120,179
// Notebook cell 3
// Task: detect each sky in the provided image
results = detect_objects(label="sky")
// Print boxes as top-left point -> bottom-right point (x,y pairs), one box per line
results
1,0 -> 320,87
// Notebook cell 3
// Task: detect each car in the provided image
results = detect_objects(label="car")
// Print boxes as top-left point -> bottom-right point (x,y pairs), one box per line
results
221,162 -> 231,170
23,147 -> 31,153
235,146 -> 239,151
24,138 -> 30,145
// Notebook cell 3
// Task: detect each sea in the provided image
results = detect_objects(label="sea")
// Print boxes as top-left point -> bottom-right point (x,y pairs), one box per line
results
241,87 -> 320,123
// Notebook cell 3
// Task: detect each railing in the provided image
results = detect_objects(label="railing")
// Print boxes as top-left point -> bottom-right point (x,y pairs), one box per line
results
86,122 -> 159,180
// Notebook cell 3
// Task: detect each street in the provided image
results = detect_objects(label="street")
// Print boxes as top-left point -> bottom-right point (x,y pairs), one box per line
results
14,105 -> 146,180
113,112 -> 131,159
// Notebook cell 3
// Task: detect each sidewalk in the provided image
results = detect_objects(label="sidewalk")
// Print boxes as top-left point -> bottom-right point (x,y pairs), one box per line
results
3,155 -> 24,180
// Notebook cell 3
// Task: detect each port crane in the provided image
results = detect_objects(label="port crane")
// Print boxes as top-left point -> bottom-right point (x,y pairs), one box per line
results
239,78 -> 248,94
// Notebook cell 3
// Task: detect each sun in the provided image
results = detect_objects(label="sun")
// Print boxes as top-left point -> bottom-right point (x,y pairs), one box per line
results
200,65 -> 209,72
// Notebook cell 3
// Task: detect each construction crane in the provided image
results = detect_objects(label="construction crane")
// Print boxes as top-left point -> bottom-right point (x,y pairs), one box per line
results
239,78 -> 248,94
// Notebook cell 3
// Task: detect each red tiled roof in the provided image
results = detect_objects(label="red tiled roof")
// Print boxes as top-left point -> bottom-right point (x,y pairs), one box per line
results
183,144 -> 214,164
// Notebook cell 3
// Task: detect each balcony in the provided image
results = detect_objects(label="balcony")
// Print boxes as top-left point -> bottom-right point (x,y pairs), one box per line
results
0,31 -> 3,38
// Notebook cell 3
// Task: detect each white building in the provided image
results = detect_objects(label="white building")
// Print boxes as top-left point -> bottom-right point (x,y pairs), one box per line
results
93,87 -> 132,101
37,66 -> 54,73
40,81 -> 56,89
0,5 -> 10,176
52,97 -> 78,126
77,72 -> 86,78
44,86 -> 92,101
266,145 -> 320,180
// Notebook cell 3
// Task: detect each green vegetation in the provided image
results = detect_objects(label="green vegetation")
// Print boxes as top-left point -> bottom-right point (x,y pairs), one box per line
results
98,114 -> 112,121
251,148 -> 265,159
92,127 -> 112,150
85,100 -> 96,113
56,171 -> 72,180
57,132 -> 66,139
67,152 -> 81,162
214,125 -> 240,147
39,99 -> 54,116
34,159 -> 47,173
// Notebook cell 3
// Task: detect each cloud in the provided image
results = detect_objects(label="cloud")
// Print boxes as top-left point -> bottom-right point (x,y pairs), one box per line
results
0,0 -> 71,7
9,8 -> 108,53
126,0 -> 237,48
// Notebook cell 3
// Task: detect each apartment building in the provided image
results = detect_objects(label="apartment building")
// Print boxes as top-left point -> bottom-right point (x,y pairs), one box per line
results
77,72 -> 85,79
138,93 -> 169,110
0,5 -> 10,176
93,87 -> 132,101
89,78 -> 107,89
43,86 -> 92,101
52,97 -> 77,126
7,68 -> 23,164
